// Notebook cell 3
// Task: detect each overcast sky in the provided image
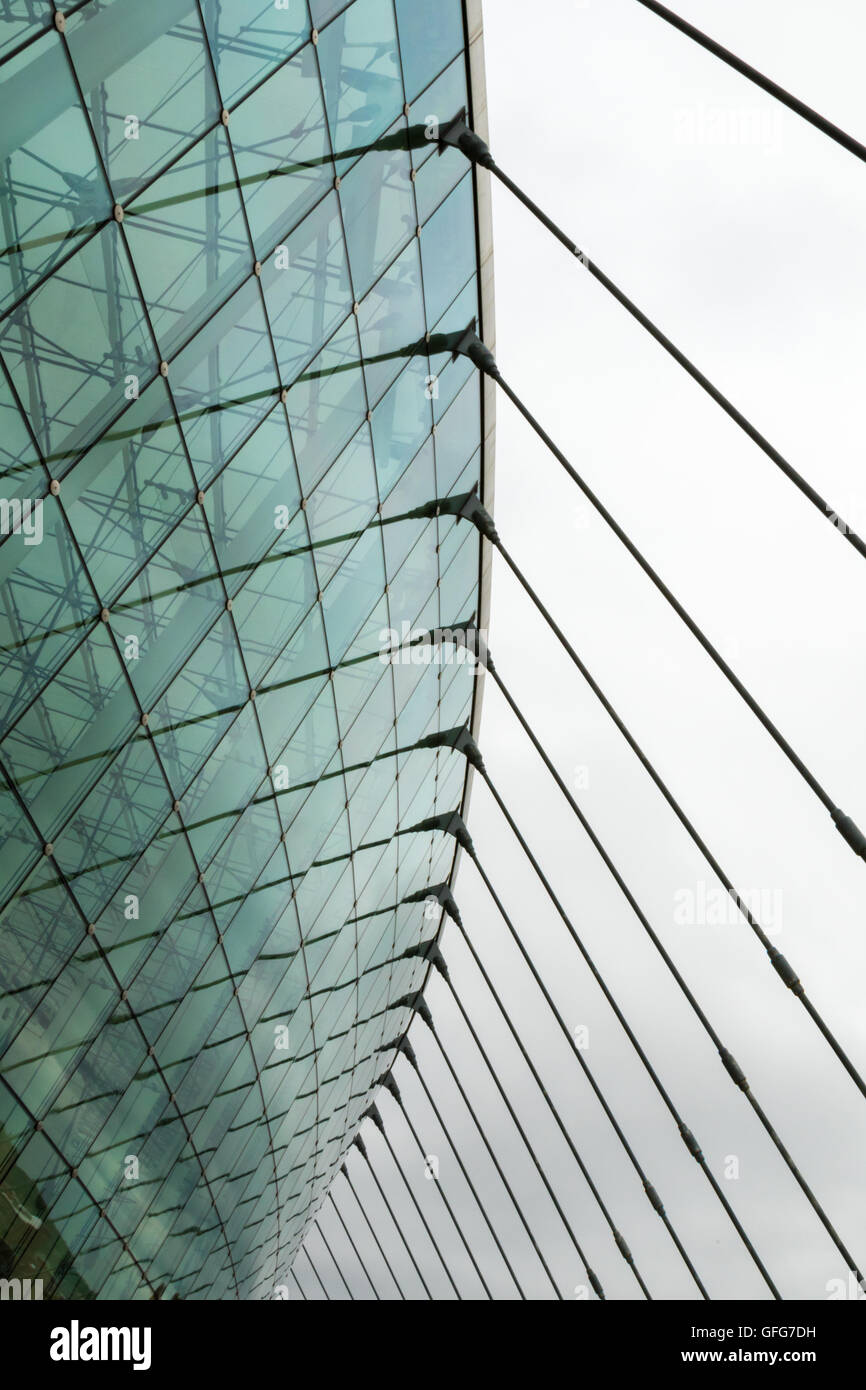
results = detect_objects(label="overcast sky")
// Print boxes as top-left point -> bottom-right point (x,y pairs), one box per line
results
293,0 -> 866,1301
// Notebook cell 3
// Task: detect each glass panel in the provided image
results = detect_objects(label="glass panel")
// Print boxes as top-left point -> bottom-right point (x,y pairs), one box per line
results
259,190 -> 352,388
0,5 -> 51,61
285,314 -> 366,497
429,275 -> 478,419
317,0 -> 402,171
0,941 -> 120,1121
310,0 -> 347,28
371,359 -> 433,498
231,46 -> 331,257
0,862 -> 84,1055
414,137 -> 466,223
109,506 -> 226,712
124,883 -> 213,1044
169,276 -> 278,489
1,621 -> 134,843
381,436 -> 436,572
0,222 -> 155,467
150,611 -> 250,792
65,0 -> 220,200
0,363 -> 42,503
202,0 -> 309,107
230,544 -> 317,691
181,702 -> 264,867
408,55 -> 467,168
0,774 -> 42,911
320,524 -> 386,664
0,497 -> 100,738
306,427 -> 378,583
55,737 -> 172,925
124,125 -> 250,359
0,28 -> 111,313
62,375 -> 195,604
434,373 -> 481,495
0,0 -> 484,1297
339,121 -> 415,299
419,170 -> 475,325
357,237 -> 425,404
395,0 -> 465,104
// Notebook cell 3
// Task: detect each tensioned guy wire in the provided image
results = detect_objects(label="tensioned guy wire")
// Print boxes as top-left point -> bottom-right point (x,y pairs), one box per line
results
312,1218 -> 354,1301
439,978 -> 656,1289
362,1101 -> 469,1300
450,845 -> 767,1301
374,1080 -> 504,1300
442,327 -> 866,869
408,866 -> 711,1298
475,630 -> 866,1103
351,1134 -> 434,1299
439,117 -> 866,573
364,1094 -> 497,1299
421,506 -> 866,1106
426,887 -> 722,1299
338,1162 -> 407,1300
633,0 -> 866,165
380,1044 -> 533,1299
326,1188 -> 381,1300
300,1244 -> 329,1301
423,620 -> 865,1281
407,965 -> 630,1300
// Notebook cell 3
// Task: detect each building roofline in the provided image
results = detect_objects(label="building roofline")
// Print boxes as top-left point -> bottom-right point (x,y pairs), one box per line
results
450,0 -> 495,909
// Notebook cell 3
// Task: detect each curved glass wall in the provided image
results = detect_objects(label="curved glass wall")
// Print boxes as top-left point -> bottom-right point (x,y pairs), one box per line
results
0,0 -> 490,1299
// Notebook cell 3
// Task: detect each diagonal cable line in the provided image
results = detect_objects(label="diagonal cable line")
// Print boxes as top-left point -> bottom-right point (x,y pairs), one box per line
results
442,335 -> 866,866
438,117 -> 866,567
485,644 -> 866,1101
312,1218 -> 354,1300
361,1100 -> 467,1300
379,1044 -> 532,1299
351,1134 -> 434,1299
300,1244 -> 330,1300
407,961 -> 636,1298
326,1189 -> 381,1300
447,845 -> 772,1301
634,0 -> 866,165
400,1014 -> 578,1299
364,1093 -> 495,1300
424,507 -> 866,1104
373,1088 -> 501,1300
11,5 -> 860,1305
426,889 -> 725,1298
405,872 -> 711,1295
338,1162 -> 407,1300
426,654 -> 865,1282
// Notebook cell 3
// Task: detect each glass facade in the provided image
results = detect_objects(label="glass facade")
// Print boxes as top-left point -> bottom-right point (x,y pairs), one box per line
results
0,0 -> 491,1299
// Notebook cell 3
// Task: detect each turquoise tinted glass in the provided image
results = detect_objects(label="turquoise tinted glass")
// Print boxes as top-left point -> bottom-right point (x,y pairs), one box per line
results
395,0 -> 465,102
0,0 -> 486,1301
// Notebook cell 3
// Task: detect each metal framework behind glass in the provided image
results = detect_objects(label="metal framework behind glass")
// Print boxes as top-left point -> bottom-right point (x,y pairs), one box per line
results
0,0 -> 494,1301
